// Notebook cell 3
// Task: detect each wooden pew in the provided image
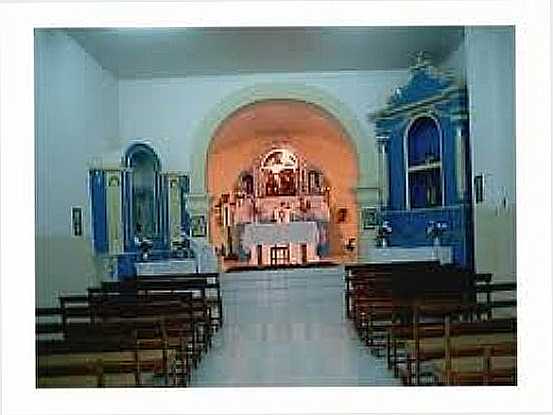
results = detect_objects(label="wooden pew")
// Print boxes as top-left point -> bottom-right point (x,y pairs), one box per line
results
350,266 -> 482,355
346,262 -> 442,347
96,275 -> 221,332
37,291 -> 211,387
59,292 -> 209,370
344,261 -> 440,318
36,320 -> 180,387
397,303 -> 516,386
136,273 -> 223,328
429,315 -> 517,386
90,282 -> 213,350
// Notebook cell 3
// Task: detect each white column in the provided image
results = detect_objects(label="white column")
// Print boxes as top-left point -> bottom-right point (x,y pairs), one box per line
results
454,124 -> 467,202
166,173 -> 182,244
105,169 -> 124,255
376,135 -> 390,208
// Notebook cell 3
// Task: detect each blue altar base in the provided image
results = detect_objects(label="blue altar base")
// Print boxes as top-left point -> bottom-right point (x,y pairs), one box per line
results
116,249 -> 195,280
381,205 -> 473,269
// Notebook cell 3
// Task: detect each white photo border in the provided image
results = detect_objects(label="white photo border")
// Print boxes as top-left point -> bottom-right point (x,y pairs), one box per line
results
0,1 -> 551,414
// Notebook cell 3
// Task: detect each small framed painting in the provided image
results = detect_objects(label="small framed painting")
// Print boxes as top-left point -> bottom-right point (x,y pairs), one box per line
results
337,208 -> 348,224
71,206 -> 83,237
362,207 -> 378,230
191,215 -> 207,237
474,175 -> 484,203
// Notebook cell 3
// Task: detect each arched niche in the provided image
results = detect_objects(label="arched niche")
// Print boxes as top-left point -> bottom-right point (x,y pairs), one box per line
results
123,143 -> 162,242
405,115 -> 444,209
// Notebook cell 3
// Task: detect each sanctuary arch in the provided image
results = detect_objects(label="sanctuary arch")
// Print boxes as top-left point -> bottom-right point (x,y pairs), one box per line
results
187,84 -> 380,266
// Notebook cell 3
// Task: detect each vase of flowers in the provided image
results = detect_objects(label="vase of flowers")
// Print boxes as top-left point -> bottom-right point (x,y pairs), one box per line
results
376,221 -> 393,248
426,220 -> 448,246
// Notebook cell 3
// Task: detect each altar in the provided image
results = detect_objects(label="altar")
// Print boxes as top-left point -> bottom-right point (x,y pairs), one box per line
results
135,259 -> 197,276
366,246 -> 453,265
242,221 -> 320,266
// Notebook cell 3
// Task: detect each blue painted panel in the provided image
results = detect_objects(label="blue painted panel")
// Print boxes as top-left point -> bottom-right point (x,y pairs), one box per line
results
438,115 -> 456,206
180,175 -> 191,236
409,169 -> 442,209
382,205 -> 472,268
122,170 -> 134,252
117,254 -> 137,280
387,65 -> 453,108
89,170 -> 108,254
373,62 -> 474,269
387,123 -> 407,210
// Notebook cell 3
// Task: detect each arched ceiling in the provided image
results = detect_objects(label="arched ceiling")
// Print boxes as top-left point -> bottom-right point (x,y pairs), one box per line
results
208,99 -> 355,156
207,100 -> 358,199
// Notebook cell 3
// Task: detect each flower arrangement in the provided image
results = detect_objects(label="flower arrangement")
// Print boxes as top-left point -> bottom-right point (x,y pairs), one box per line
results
426,220 -> 448,246
376,221 -> 393,248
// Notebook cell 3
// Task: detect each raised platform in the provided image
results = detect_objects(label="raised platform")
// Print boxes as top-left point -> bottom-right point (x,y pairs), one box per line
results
135,259 -> 197,276
365,246 -> 453,264
225,260 -> 338,273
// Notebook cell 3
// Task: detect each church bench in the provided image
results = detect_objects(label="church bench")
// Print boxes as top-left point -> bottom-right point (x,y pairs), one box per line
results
38,293 -> 211,383
347,264 -> 480,305
57,293 -> 211,367
401,343 -> 517,386
136,273 -> 223,328
383,296 -> 516,376
427,340 -> 517,386
474,282 -> 517,319
94,276 -> 222,331
349,266 -> 486,354
88,284 -> 210,320
400,333 -> 516,385
36,323 -> 185,387
396,311 -> 516,386
344,261 -> 441,318
90,298 -> 211,363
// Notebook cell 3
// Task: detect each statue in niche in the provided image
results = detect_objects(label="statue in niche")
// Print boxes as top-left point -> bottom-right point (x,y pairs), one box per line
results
125,144 -> 161,244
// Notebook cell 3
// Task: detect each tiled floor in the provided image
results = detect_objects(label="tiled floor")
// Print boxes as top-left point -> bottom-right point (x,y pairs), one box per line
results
189,266 -> 401,387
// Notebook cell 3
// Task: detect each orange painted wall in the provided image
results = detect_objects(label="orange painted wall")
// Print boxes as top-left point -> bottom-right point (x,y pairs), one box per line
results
206,100 -> 359,260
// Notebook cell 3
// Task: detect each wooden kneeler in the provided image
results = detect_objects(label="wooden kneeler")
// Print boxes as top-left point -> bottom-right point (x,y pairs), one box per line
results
413,304 -> 420,385
444,315 -> 452,386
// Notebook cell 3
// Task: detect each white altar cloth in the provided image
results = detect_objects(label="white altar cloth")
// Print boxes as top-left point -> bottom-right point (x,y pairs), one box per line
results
366,246 -> 452,264
135,259 -> 197,276
242,221 -> 319,247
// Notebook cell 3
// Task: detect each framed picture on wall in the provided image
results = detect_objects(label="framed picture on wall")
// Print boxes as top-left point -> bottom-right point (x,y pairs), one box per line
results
337,208 -> 348,223
71,206 -> 83,237
191,215 -> 207,237
474,174 -> 484,203
362,207 -> 378,230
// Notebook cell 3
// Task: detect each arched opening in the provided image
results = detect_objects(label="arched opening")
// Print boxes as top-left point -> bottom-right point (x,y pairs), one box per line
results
206,99 -> 359,267
405,116 -> 443,209
124,143 -> 162,242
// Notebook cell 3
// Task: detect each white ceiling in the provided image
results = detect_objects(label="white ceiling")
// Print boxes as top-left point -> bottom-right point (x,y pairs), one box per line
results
66,27 -> 465,79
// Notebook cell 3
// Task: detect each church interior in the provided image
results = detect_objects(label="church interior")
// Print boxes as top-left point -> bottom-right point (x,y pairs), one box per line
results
33,26 -> 518,388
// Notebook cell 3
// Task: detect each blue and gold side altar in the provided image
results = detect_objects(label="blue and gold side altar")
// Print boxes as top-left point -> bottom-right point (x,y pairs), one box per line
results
89,143 -> 192,279
369,54 -> 474,268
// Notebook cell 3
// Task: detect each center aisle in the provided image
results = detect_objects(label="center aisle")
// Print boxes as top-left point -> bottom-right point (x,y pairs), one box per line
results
190,266 -> 401,386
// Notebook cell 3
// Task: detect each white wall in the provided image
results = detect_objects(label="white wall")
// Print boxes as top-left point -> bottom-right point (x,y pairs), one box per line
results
439,36 -> 466,83
35,30 -> 119,306
117,70 -> 409,175
465,27 -> 516,283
